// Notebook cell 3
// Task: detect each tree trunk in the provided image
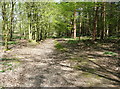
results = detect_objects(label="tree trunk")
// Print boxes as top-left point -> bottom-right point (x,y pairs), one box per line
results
2,2 -> 6,46
29,22 -> 32,40
79,14 -> 82,41
93,4 -> 99,41
100,2 -> 106,40
2,2 -> 8,50
73,8 -> 77,39
5,24 -> 9,50
19,22 -> 22,39
9,1 -> 15,41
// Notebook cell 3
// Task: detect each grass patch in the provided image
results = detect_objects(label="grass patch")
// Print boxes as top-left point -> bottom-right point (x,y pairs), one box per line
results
55,41 -> 68,52
0,62 -> 12,73
0,62 -> 13,66
64,37 -> 91,41
0,70 -> 5,73
80,72 -> 95,78
66,37 -> 92,45
55,43 -> 64,49
76,66 -> 96,73
4,63 -> 12,66
107,36 -> 119,40
103,51 -> 118,56
70,57 -> 86,61
0,58 -> 17,61
65,38 -> 77,41
0,41 -> 17,46
0,57 -> 21,73
70,57 -> 90,67
0,61 -> 20,73
8,41 -> 17,45
29,40 -> 39,44
13,35 -> 21,39
67,40 -> 79,44
78,36 -> 91,40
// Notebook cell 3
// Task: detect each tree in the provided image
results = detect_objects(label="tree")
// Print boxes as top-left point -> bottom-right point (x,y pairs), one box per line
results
1,1 -> 120,50
93,3 -> 99,41
9,0 -> 15,41
100,2 -> 106,40
1,2 -> 9,50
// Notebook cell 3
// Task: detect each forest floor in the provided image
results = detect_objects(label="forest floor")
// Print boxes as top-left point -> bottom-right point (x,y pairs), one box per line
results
0,38 -> 120,87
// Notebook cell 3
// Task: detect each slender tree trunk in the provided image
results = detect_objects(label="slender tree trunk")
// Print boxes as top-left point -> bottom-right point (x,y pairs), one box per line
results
2,15 -> 5,46
29,22 -> 32,40
9,1 -> 15,41
106,24 -> 109,37
24,30 -> 26,39
70,19 -> 73,38
40,30 -> 43,40
100,2 -> 106,40
93,4 -> 99,41
79,14 -> 82,41
5,23 -> 9,50
19,22 -> 22,39
2,2 -> 6,46
73,8 -> 77,39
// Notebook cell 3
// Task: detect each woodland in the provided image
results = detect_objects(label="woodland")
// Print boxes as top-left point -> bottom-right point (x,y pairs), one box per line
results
0,1 -> 120,87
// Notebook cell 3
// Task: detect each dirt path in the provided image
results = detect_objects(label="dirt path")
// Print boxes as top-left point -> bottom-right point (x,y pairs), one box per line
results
0,39 -> 119,87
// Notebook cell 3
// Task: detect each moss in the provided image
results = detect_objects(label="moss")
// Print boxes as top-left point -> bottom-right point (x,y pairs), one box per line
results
81,72 -> 93,77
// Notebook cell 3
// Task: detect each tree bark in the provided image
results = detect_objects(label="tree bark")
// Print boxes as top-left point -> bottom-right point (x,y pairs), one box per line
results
100,2 -> 106,40
2,2 -> 8,50
79,13 -> 82,41
93,4 -> 99,41
9,1 -> 15,41
73,8 -> 77,39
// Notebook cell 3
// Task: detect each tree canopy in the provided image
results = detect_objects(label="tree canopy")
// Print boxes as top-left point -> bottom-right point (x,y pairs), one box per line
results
0,1 -> 120,50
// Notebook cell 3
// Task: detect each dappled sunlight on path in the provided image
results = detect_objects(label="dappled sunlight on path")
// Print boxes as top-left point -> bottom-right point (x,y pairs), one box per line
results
0,39 -> 120,87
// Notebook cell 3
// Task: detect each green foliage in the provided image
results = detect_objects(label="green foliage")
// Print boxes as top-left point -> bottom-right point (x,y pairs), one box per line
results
0,59 -> 19,73
67,40 -> 79,44
107,36 -> 119,40
1,2 -> 120,50
55,43 -> 63,49
0,70 -> 5,73
8,41 -> 17,45
0,58 -> 17,61
55,42 -> 63,49
3,63 -> 12,66
55,41 -> 68,52
103,51 -> 118,56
